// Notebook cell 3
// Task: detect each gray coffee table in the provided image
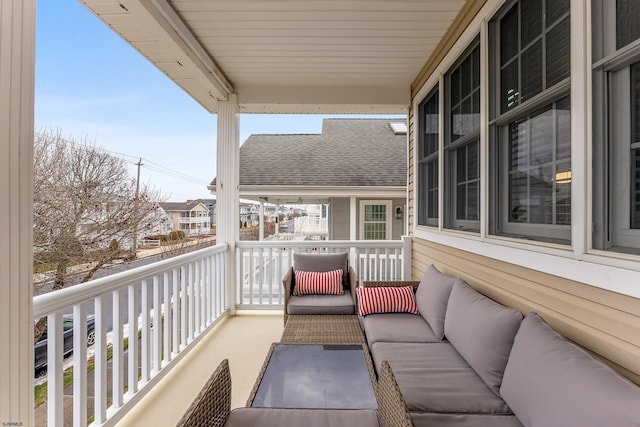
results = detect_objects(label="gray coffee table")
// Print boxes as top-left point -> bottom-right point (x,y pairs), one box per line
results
248,343 -> 377,409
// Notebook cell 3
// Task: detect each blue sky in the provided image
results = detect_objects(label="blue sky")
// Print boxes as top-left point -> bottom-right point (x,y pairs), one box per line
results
35,0 -> 403,201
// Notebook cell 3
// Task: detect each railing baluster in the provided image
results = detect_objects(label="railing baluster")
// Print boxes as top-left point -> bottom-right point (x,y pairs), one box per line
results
128,283 -> 139,395
94,295 -> 107,424
141,278 -> 151,382
153,275 -> 162,373
172,268 -> 179,356
188,262 -> 195,343
194,260 -> 201,335
72,303 -> 87,427
47,311 -> 64,427
163,271 -> 171,363
112,288 -> 124,408
248,248 -> 255,305
180,265 -> 187,350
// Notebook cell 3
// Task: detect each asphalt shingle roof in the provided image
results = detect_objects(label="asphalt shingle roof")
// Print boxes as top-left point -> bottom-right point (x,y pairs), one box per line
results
212,118 -> 407,188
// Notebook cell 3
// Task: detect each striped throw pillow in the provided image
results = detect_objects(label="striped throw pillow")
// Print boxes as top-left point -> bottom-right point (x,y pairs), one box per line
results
293,269 -> 344,296
357,286 -> 419,316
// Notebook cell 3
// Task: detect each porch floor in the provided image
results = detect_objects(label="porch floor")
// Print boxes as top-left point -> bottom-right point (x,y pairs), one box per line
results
116,312 -> 284,426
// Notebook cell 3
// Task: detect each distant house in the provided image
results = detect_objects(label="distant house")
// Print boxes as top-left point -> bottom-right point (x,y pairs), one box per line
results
209,118 -> 408,240
159,201 -> 211,235
193,198 -> 217,227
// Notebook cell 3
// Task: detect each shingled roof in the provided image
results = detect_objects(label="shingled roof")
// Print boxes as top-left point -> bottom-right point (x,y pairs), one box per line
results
159,201 -> 205,212
211,118 -> 407,188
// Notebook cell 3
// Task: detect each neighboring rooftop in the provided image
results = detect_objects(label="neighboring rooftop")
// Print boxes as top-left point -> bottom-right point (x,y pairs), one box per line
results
211,118 -> 408,188
160,201 -> 207,211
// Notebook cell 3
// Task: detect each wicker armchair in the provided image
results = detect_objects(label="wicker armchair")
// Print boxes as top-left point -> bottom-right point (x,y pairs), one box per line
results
176,359 -> 231,427
376,360 -> 415,427
282,252 -> 357,324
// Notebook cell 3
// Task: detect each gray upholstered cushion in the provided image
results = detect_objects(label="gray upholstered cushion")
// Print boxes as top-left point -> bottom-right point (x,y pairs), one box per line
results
444,282 -> 522,396
371,342 -> 513,415
411,413 -> 523,427
225,408 -> 379,427
501,312 -> 640,427
293,252 -> 348,273
362,313 -> 439,347
415,265 -> 459,340
287,293 -> 354,315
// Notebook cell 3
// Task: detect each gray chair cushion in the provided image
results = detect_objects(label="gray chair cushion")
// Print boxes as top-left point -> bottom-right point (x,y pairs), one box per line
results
411,413 -> 523,427
501,312 -> 640,427
415,265 -> 459,340
293,252 -> 348,273
362,313 -> 439,347
225,408 -> 380,427
371,342 -> 513,415
287,293 -> 355,315
444,281 -> 522,396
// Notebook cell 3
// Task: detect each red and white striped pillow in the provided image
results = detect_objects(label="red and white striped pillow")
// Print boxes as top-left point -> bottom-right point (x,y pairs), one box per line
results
356,286 -> 419,316
293,269 -> 344,296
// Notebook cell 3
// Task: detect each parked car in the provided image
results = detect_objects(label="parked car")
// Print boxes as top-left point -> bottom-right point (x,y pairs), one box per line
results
34,314 -> 96,371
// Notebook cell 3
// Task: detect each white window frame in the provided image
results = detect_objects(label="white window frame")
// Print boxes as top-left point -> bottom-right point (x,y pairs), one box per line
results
359,200 -> 392,240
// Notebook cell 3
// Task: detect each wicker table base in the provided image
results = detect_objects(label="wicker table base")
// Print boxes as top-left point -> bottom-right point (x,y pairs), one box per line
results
280,314 -> 366,345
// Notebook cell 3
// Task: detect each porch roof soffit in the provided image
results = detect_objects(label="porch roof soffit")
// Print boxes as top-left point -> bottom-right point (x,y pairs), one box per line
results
79,0 -> 467,114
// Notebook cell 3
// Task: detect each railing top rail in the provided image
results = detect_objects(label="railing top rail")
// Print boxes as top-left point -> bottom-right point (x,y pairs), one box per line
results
236,239 -> 404,249
33,243 -> 229,318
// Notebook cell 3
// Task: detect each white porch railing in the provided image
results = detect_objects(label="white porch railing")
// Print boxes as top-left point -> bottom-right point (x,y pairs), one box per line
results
236,237 -> 411,308
33,244 -> 229,427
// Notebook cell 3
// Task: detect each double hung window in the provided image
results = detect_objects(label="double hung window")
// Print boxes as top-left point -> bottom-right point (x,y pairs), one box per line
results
489,0 -> 571,243
417,88 -> 439,227
592,0 -> 640,253
444,39 -> 481,232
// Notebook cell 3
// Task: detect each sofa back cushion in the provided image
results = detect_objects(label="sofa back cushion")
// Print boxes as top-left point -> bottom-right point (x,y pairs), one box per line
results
444,281 -> 522,396
293,252 -> 349,292
415,265 -> 459,340
501,312 -> 640,427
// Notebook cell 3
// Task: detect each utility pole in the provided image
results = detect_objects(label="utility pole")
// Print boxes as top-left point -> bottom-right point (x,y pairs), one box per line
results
133,158 -> 143,254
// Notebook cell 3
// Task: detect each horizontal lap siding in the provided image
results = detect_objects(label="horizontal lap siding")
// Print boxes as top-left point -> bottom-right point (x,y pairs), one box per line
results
411,238 -> 640,385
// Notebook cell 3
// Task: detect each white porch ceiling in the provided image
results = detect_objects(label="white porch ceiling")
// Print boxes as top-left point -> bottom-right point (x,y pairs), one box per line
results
79,0 -> 466,113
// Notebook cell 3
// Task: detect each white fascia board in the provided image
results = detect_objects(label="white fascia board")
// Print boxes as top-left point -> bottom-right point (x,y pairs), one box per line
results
236,84 -> 409,114
240,186 -> 406,199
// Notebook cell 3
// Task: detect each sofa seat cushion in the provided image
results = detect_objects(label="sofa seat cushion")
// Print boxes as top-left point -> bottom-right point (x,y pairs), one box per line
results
411,412 -> 523,427
287,293 -> 354,315
444,282 -> 522,396
371,342 -> 512,415
225,408 -> 379,427
362,313 -> 440,347
501,312 -> 640,427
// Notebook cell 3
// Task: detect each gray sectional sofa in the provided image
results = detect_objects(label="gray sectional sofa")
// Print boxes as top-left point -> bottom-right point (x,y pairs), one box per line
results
362,265 -> 640,427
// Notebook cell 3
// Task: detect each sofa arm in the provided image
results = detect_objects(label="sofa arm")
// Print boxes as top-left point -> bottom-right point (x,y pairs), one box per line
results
282,266 -> 294,325
176,359 -> 231,427
376,361 -> 414,427
348,266 -> 358,303
363,280 -> 420,290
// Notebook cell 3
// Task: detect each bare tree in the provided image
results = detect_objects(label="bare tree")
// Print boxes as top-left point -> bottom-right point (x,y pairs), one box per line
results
33,130 -> 162,340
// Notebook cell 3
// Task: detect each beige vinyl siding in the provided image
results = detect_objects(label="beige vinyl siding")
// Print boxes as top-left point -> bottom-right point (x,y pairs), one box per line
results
411,238 -> 640,385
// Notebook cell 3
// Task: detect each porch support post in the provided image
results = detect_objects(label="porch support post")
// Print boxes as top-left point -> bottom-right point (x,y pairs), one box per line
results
259,200 -> 265,241
0,1 -> 36,425
402,236 -> 412,280
275,199 -> 280,235
216,93 -> 239,315
349,196 -> 357,240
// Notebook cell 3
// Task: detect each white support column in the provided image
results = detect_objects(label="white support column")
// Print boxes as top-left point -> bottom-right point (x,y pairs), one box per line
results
0,1 -> 36,426
402,235 -> 412,280
216,93 -> 240,315
349,196 -> 357,240
275,200 -> 280,235
259,200 -> 265,241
